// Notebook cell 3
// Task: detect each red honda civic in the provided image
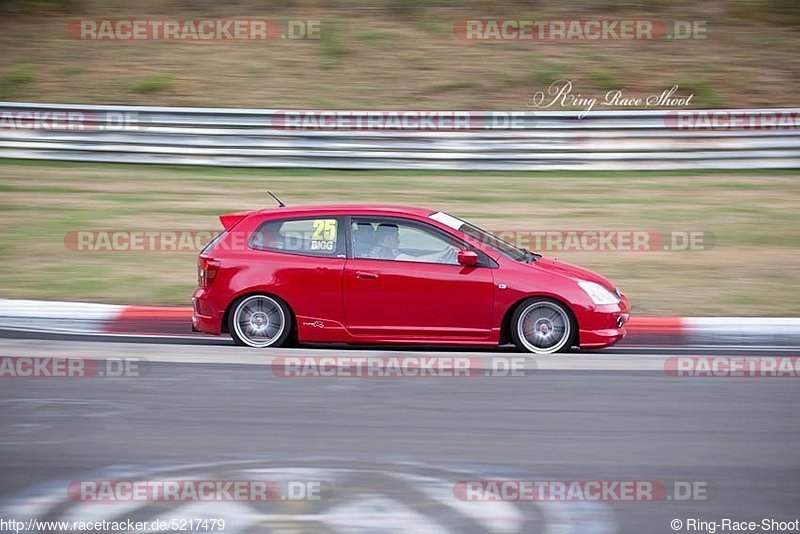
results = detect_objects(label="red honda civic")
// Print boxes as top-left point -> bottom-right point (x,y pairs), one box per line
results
192,204 -> 630,354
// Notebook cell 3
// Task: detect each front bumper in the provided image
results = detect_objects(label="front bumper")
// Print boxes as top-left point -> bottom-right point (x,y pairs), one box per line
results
578,293 -> 631,349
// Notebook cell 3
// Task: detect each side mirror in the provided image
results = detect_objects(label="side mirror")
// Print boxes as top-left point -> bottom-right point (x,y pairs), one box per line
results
457,249 -> 479,267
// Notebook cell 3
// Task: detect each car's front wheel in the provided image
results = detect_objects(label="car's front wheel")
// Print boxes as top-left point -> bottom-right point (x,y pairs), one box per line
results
228,294 -> 292,348
511,298 -> 575,354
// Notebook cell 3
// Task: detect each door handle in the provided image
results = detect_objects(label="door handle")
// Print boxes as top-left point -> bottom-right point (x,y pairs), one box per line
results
355,271 -> 379,280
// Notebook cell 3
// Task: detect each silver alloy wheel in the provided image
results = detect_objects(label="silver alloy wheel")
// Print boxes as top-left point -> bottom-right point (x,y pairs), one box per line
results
516,301 -> 572,354
232,295 -> 286,348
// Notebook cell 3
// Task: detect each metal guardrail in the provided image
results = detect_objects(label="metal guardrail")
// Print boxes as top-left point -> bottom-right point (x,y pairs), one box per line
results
1,102 -> 798,170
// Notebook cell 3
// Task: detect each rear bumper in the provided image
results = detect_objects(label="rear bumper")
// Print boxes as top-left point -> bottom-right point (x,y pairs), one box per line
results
578,294 -> 631,349
191,287 -> 224,335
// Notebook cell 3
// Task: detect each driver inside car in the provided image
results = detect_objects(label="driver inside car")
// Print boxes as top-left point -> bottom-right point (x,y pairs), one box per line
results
368,223 -> 459,264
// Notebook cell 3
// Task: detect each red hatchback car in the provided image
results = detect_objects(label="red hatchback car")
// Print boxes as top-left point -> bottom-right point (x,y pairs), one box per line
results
192,204 -> 630,354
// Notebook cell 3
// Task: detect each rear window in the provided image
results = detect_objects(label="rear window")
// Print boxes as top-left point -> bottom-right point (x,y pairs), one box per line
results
249,217 -> 341,257
200,230 -> 226,255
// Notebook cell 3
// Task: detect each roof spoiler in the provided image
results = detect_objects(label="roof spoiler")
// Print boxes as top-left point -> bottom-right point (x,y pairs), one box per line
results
219,212 -> 250,231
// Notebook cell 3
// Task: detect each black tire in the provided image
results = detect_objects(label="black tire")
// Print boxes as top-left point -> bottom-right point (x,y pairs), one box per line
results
510,298 -> 576,354
228,294 -> 293,348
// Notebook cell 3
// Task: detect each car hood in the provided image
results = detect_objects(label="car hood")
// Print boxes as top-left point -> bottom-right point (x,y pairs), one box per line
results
529,256 -> 616,290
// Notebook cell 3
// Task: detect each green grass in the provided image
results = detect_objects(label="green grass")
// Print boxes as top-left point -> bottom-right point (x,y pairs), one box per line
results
133,73 -> 176,94
534,63 -> 567,87
425,80 -> 478,94
675,78 -> 723,108
1,65 -> 36,99
728,0 -> 800,24
353,30 -> 395,45
5,158 -> 798,179
589,69 -> 621,91
3,67 -> 35,86
318,27 -> 349,68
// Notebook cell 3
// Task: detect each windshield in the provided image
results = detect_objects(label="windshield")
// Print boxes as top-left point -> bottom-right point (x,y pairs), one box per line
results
429,211 -> 532,262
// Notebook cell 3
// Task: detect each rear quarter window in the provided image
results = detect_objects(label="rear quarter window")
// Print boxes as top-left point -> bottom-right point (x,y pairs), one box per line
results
249,218 -> 341,257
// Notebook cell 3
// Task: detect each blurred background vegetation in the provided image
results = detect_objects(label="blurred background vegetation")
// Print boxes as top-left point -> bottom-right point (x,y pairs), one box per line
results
0,0 -> 798,108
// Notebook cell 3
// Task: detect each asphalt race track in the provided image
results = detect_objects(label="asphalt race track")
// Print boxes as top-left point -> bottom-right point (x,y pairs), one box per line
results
1,332 -> 799,533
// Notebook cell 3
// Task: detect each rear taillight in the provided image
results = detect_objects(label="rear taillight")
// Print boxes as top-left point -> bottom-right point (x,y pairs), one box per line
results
197,257 -> 220,288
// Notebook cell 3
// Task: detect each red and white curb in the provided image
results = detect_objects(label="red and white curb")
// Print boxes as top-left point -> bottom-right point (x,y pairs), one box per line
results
0,299 -> 188,336
1,298 -> 799,346
0,299 -> 125,334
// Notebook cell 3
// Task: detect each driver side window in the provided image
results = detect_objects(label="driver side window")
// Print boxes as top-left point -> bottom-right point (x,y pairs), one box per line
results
351,218 -> 460,265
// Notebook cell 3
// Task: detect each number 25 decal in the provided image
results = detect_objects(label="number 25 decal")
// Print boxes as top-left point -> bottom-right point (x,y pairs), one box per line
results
311,219 -> 337,241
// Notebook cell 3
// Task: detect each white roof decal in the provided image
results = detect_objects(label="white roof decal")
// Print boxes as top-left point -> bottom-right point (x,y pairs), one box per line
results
429,211 -> 464,230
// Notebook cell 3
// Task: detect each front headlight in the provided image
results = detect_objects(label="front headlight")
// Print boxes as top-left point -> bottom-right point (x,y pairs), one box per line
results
578,281 -> 620,305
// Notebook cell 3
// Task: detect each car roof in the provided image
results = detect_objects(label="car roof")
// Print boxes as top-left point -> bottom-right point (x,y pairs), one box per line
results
253,204 -> 436,218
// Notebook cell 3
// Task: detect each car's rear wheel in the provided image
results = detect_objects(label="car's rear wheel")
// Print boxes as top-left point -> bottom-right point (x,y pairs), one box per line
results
511,298 -> 575,354
229,294 -> 292,348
